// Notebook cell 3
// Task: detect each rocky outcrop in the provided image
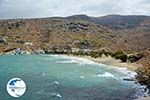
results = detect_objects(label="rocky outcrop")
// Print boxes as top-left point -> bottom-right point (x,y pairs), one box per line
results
0,36 -> 6,43
136,51 -> 150,87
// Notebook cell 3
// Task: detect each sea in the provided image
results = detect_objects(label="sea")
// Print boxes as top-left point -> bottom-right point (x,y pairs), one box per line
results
0,54 -> 148,100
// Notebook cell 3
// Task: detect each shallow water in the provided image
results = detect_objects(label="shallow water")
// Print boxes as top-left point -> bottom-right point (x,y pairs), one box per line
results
0,55 -> 146,100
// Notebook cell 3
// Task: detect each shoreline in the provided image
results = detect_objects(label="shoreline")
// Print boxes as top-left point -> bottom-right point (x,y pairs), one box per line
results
69,55 -> 141,71
0,53 -> 142,71
66,54 -> 150,100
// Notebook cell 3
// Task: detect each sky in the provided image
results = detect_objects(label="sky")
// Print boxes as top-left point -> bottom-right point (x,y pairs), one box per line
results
0,0 -> 150,19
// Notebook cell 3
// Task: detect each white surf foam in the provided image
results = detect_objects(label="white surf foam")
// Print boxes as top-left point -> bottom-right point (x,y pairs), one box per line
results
57,55 -> 97,65
134,85 -> 149,98
112,67 -> 137,78
56,93 -> 62,98
94,72 -> 114,78
42,73 -> 46,76
53,81 -> 60,85
80,76 -> 85,79
50,93 -> 62,98
55,55 -> 137,78
58,59 -> 78,64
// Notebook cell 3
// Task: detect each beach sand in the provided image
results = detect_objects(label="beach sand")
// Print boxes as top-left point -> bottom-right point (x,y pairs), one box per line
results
136,97 -> 150,100
74,55 -> 141,71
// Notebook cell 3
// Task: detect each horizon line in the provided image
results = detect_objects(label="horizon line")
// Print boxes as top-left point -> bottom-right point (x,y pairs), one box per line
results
0,14 -> 149,20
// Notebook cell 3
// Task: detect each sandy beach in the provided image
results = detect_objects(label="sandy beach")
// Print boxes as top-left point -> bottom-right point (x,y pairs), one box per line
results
136,97 -> 150,100
73,55 -> 142,71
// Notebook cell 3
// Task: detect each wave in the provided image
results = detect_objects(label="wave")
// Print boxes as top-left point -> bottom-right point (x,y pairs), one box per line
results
112,67 -> 137,78
133,84 -> 149,99
42,73 -> 46,76
50,93 -> 62,98
80,76 -> 85,79
50,81 -> 60,85
56,55 -> 137,78
58,59 -> 79,64
93,72 -> 114,78
40,54 -> 62,57
57,55 -> 97,65
53,81 -> 60,85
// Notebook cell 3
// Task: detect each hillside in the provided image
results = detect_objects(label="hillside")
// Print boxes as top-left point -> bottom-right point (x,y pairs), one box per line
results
0,18 -> 113,53
0,15 -> 149,53
64,14 -> 150,30
53,15 -> 150,51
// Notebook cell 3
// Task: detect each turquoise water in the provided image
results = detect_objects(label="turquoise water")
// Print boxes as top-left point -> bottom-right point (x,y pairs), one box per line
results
0,55 -> 146,100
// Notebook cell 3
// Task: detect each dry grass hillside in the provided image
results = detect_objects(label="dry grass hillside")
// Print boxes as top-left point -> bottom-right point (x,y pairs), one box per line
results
0,18 -> 113,52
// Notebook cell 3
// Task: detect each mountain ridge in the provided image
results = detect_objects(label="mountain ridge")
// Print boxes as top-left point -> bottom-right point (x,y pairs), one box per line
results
63,14 -> 150,30
1,14 -> 150,30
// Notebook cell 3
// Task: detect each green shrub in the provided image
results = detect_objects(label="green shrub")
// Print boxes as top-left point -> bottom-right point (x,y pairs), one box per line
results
88,51 -> 103,58
101,49 -> 112,56
128,53 -> 144,63
90,51 -> 99,58
112,51 -> 127,62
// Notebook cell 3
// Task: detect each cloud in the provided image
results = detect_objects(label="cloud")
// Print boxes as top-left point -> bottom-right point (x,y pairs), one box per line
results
0,0 -> 150,19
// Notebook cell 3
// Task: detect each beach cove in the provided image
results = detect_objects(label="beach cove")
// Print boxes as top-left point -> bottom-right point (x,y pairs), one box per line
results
0,54 -> 149,100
